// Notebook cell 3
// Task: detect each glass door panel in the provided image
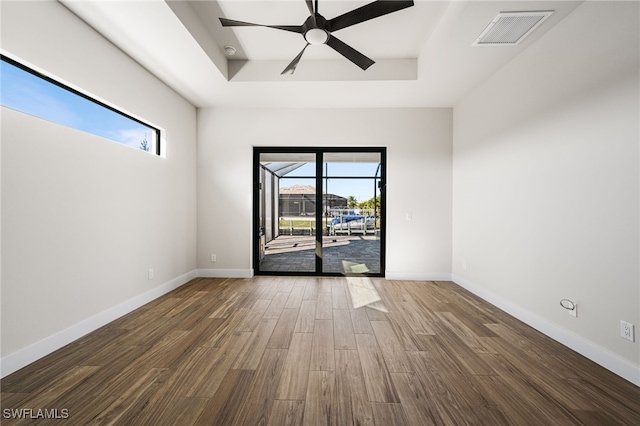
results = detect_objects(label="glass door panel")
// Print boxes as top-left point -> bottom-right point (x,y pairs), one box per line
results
258,153 -> 317,273
322,153 -> 382,275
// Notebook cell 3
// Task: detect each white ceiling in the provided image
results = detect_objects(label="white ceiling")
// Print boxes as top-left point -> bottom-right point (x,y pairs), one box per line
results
60,0 -> 583,108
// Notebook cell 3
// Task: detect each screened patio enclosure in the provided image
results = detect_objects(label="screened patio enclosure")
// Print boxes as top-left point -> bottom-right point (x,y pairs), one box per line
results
254,148 -> 386,276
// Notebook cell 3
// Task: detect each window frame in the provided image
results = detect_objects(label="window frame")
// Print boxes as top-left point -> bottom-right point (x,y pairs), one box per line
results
1,54 -> 162,156
253,146 -> 387,277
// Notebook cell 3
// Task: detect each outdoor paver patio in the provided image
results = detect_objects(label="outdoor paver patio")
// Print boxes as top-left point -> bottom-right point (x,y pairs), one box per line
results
260,235 -> 381,274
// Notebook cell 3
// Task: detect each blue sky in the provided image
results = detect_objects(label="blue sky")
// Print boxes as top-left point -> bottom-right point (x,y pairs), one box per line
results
282,162 -> 381,202
1,59 -> 155,150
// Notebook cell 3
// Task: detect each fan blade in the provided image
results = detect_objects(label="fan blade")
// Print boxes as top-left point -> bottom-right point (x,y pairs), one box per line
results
281,44 -> 310,75
328,0 -> 414,32
219,18 -> 303,34
326,35 -> 375,70
305,0 -> 314,15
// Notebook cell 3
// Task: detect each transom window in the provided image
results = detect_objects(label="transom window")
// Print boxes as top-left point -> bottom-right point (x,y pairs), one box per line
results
1,55 -> 161,155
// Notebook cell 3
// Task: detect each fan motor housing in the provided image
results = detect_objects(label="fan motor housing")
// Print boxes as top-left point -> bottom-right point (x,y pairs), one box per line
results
302,14 -> 330,44
303,14 -> 327,30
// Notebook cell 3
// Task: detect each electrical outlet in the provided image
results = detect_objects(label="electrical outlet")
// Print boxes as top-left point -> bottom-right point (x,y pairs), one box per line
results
569,302 -> 577,317
620,321 -> 635,342
148,268 -> 154,279
462,260 -> 467,271
211,254 -> 217,262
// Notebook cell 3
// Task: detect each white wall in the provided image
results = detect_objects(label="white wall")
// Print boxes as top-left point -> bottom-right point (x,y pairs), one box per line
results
1,1 -> 197,375
452,1 -> 639,383
197,108 -> 452,279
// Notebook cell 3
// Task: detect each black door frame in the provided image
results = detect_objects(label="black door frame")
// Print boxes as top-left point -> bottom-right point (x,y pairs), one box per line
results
253,146 -> 386,277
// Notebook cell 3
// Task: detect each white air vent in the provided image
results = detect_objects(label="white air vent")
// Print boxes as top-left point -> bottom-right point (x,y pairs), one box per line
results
473,11 -> 553,46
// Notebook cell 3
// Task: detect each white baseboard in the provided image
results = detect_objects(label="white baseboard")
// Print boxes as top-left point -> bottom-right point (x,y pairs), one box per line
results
0,269 -> 198,378
385,271 -> 452,281
452,274 -> 640,387
198,268 -> 254,278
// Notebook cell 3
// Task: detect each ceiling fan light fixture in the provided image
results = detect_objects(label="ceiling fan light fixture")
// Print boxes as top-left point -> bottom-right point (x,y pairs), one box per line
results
305,28 -> 328,45
219,0 -> 415,74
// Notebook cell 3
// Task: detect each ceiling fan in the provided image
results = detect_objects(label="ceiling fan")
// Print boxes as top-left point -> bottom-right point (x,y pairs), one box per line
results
219,0 -> 415,75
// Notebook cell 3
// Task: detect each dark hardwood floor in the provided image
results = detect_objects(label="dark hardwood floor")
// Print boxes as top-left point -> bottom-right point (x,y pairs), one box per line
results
2,277 -> 639,425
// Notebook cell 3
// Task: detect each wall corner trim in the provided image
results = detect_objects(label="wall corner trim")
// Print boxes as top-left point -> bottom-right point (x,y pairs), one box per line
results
0,269 -> 198,378
198,268 -> 254,278
452,274 -> 640,387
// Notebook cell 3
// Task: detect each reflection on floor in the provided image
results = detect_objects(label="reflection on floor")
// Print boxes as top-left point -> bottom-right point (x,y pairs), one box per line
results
260,235 -> 380,274
345,275 -> 388,312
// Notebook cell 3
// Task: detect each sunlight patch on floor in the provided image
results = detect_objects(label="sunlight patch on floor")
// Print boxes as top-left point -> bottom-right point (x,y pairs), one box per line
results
343,265 -> 388,313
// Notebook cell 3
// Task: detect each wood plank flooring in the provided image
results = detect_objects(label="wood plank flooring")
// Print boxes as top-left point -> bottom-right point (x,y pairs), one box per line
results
2,277 -> 639,425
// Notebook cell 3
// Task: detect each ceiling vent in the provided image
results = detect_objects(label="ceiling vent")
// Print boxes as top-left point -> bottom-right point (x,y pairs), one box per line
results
473,11 -> 553,46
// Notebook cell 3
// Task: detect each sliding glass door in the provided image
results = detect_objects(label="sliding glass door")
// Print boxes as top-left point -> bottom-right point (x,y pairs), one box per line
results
254,147 -> 385,276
